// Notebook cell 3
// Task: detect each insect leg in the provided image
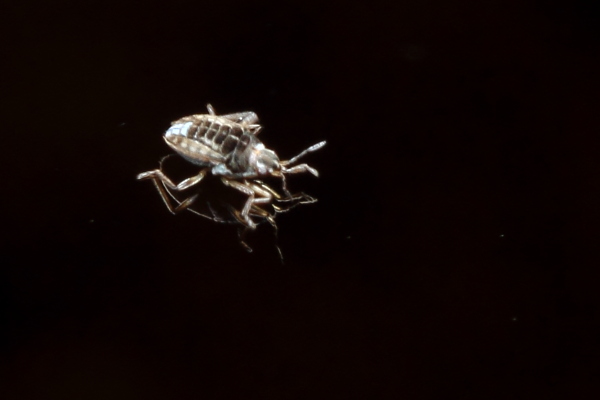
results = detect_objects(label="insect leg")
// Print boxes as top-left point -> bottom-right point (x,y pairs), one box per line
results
220,178 -> 273,229
221,111 -> 260,125
246,182 -> 281,226
137,168 -> 208,214
160,184 -> 232,223
277,142 -> 324,195
237,226 -> 253,253
231,194 -> 284,263
238,226 -> 287,263
277,164 -> 319,197
245,182 -> 287,264
137,168 -> 208,191
282,163 -> 319,177
137,172 -> 194,214
207,103 -> 260,125
251,180 -> 315,208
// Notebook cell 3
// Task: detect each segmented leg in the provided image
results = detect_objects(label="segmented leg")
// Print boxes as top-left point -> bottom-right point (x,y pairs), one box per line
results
233,203 -> 284,263
278,164 -> 319,197
282,164 -> 319,177
137,168 -> 208,214
237,226 -> 253,253
277,141 -> 325,195
162,188 -> 233,223
206,104 -> 260,126
220,178 -> 274,229
249,180 -> 316,211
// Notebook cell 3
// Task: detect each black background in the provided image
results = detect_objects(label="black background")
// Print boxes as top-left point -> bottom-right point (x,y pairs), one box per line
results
2,0 -> 600,398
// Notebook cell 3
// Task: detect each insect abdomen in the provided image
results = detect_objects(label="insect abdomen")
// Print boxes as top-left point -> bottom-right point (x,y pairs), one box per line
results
167,115 -> 247,156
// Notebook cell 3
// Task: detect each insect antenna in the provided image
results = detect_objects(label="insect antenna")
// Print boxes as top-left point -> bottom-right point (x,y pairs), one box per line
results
280,141 -> 326,166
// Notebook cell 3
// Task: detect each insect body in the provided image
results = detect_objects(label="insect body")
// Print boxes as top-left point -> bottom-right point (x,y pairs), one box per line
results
164,104 -> 324,182
138,104 -> 325,231
163,104 -> 261,173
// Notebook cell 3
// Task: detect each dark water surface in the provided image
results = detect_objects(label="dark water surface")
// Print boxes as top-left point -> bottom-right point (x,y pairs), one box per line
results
2,0 -> 599,398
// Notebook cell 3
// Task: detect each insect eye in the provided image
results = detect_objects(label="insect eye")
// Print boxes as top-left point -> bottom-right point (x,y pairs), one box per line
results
260,150 -> 279,165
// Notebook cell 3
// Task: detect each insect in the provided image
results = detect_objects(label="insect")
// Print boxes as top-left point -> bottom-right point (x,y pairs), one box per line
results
137,104 -> 325,252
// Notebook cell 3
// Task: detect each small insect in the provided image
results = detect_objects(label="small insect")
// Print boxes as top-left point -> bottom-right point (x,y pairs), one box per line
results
137,104 -> 325,254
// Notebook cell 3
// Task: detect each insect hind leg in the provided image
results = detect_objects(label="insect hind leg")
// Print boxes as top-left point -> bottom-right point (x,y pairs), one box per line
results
137,167 -> 208,214
206,103 -> 259,125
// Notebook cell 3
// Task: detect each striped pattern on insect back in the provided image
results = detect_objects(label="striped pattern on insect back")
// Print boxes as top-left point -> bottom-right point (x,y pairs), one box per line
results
167,114 -> 259,170
235,133 -> 253,156
228,132 -> 257,171
185,115 -> 246,157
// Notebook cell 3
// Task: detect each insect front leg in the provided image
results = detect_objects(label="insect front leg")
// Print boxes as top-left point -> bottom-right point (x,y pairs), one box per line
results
220,178 -> 273,229
249,180 -> 316,211
233,195 -> 284,263
282,164 -> 319,177
137,168 -> 208,214
276,164 -> 319,197
245,182 -> 280,227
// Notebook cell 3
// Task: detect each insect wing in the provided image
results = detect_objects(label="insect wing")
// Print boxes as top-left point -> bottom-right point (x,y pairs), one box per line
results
163,135 -> 226,166
219,111 -> 259,125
